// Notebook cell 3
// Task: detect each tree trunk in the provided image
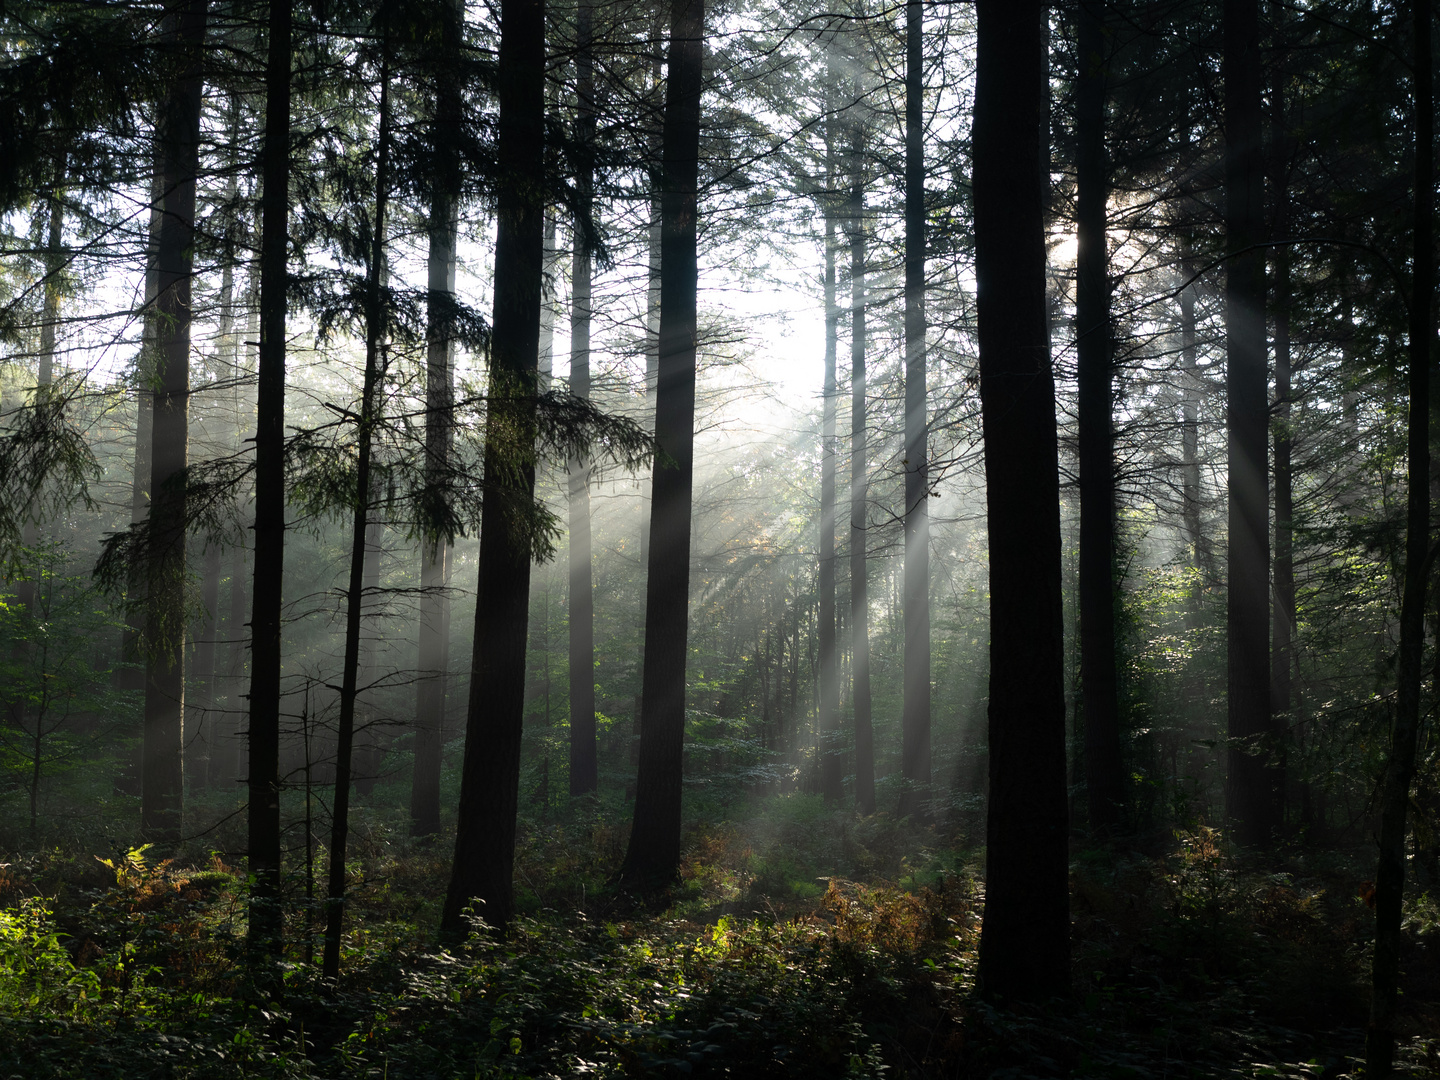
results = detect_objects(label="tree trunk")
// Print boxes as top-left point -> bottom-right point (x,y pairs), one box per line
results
190,536 -> 221,791
411,0 -> 461,839
1223,0 -> 1275,848
248,0 -> 293,957
353,507 -> 384,798
323,57 -> 392,982
818,59 -> 841,803
1076,0 -> 1123,835
1367,0 -> 1431,1070
569,0 -> 598,797
440,0 -> 547,934
849,111 -> 874,816
899,0 -> 930,819
973,0 -> 1070,1002
142,0 -> 207,845
619,0 -> 704,891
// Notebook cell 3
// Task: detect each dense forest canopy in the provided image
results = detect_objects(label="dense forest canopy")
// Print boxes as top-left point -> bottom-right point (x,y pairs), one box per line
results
0,0 -> 1437,1075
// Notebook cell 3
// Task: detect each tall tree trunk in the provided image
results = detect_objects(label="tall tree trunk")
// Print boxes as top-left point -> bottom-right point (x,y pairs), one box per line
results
142,0 -> 207,844
1268,0 -> 1294,812
569,0 -> 598,797
849,112 -> 874,816
1367,0 -> 1432,1070
899,0 -> 930,819
1223,0 -> 1275,847
1181,242 -> 1203,577
818,58 -> 841,803
190,537 -> 221,791
248,0 -> 293,957
411,0 -> 462,840
1076,0 -> 1123,835
323,57 -> 392,982
973,0 -> 1069,1002
440,0 -> 547,935
353,507 -> 384,798
619,0 -> 704,891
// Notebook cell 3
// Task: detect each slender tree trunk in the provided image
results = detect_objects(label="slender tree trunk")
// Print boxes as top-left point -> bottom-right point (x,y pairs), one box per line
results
619,0 -> 704,891
411,0 -> 462,840
1223,0 -> 1275,848
818,59 -> 841,803
322,58 -> 392,982
569,0 -> 598,797
1367,0 -> 1432,1070
899,0 -> 930,819
248,0 -> 293,957
142,0 -> 207,844
1076,0 -> 1123,835
353,508 -> 384,798
1181,242 -> 1202,576
440,0 -> 547,934
1268,0 -> 1294,815
974,0 -> 1070,1002
849,115 -> 874,816
190,537 -> 221,791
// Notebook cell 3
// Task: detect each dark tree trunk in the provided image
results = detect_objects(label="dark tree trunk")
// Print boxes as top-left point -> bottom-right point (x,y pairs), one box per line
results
619,0 -> 704,891
248,0 -> 293,956
353,507 -> 384,798
1181,244 -> 1203,576
899,0 -> 930,819
1076,0 -> 1123,835
818,63 -> 841,803
323,58 -> 392,982
973,0 -> 1070,1002
190,536 -> 221,791
1367,0 -> 1431,1071
1268,0 -> 1294,801
440,0 -> 547,935
142,0 -> 207,844
411,0 -> 461,839
849,115 -> 874,816
1223,0 -> 1275,847
569,0 -> 598,797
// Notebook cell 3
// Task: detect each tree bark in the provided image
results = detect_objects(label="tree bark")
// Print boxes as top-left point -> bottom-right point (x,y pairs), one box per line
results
848,111 -> 873,816
411,0 -> 462,840
441,0 -> 547,934
142,0 -> 207,844
619,0 -> 704,891
1367,0 -> 1431,1070
569,0 -> 598,797
323,56 -> 392,982
899,0 -> 930,819
1223,0 -> 1276,848
973,0 -> 1070,1002
818,57 -> 841,803
1076,0 -> 1123,835
248,0 -> 293,957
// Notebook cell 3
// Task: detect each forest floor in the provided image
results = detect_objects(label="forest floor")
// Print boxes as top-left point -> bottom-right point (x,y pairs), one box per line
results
0,795 -> 1434,1078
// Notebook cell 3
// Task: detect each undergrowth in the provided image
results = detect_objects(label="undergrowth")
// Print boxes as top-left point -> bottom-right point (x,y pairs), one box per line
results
0,806 -> 1428,1077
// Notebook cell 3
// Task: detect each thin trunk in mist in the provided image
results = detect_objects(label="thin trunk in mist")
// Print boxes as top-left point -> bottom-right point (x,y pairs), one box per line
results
248,0 -> 293,957
1180,245 -> 1203,579
973,0 -> 1069,1001
899,0 -> 930,819
190,537 -> 221,791
1269,14 -> 1294,777
412,0 -> 462,840
354,510 -> 384,798
142,0 -> 207,844
440,0 -> 546,934
619,0 -> 704,891
818,66 -> 841,804
1223,0 -> 1276,848
323,58 -> 392,982
1367,0 -> 1431,1070
569,0 -> 598,798
1076,0 -> 1123,835
849,115 -> 874,816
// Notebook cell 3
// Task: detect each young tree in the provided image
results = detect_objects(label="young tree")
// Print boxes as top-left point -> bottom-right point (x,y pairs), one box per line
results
848,94 -> 874,815
441,0 -> 547,935
818,48 -> 841,804
973,0 -> 1070,1001
619,0 -> 705,891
